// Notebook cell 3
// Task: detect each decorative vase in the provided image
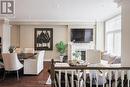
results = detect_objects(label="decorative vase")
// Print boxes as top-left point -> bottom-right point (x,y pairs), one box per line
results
59,55 -> 64,62
9,49 -> 14,53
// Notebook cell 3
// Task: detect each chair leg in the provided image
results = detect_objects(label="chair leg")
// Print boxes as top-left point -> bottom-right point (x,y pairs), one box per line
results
16,70 -> 19,80
3,71 -> 6,80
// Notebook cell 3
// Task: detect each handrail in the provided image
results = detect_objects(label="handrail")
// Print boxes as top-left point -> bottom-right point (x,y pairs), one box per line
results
51,59 -> 55,87
55,66 -> 130,70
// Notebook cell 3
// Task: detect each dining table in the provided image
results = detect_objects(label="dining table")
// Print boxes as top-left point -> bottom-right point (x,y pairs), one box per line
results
0,52 -> 37,63
17,53 -> 37,63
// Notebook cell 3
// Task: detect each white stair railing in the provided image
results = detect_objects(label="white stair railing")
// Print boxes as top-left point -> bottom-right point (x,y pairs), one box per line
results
51,61 -> 130,87
54,69 -> 130,87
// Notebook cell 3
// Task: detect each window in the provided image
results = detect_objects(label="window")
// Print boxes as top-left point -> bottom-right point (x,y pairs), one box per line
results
105,15 -> 121,56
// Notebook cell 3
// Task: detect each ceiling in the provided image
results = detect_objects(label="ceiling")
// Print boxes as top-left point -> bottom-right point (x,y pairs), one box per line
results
10,0 -> 121,22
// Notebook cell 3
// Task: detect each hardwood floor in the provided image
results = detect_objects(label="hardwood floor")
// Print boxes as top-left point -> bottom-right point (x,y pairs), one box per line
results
0,62 -> 51,87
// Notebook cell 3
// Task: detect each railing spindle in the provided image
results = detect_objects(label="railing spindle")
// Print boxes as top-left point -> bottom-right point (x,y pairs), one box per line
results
102,71 -> 105,87
96,71 -> 98,87
89,71 -> 92,87
77,70 -> 80,87
71,70 -> 74,87
109,70 -> 112,87
59,70 -> 61,87
115,70 -> 118,87
83,70 -> 86,87
121,71 -> 124,87
65,70 -> 67,87
127,70 -> 130,87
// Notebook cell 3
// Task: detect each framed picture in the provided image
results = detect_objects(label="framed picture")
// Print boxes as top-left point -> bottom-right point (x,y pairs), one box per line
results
34,28 -> 53,50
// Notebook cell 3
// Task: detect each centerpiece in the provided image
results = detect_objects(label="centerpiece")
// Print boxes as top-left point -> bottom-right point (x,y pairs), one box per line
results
8,46 -> 16,53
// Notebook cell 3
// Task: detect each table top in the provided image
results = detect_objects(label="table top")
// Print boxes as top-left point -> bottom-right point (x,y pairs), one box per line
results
18,53 -> 37,59
55,63 -> 70,67
0,53 -> 37,62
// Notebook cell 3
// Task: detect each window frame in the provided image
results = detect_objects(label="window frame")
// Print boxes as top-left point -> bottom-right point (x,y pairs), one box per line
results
105,15 -> 121,56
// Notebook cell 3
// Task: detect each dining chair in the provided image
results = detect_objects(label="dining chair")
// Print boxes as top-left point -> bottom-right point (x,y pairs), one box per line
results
2,53 -> 23,80
24,51 -> 45,75
87,49 -> 106,86
87,49 -> 101,64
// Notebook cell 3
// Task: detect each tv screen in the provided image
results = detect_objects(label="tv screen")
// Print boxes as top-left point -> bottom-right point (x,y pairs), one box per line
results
71,28 -> 93,43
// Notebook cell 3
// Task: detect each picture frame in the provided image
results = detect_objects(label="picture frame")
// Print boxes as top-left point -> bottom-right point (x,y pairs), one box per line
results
34,28 -> 53,50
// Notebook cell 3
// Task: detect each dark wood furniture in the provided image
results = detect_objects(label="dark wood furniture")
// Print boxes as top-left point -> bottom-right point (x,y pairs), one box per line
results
17,53 -> 37,63
0,53 -> 37,63
18,53 -> 37,59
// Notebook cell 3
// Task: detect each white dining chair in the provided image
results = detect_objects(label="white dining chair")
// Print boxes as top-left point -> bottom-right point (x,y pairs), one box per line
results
24,51 -> 45,75
2,53 -> 23,80
87,49 -> 101,64
87,50 -> 107,86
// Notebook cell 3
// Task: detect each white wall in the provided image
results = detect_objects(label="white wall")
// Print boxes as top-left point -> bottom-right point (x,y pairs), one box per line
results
121,0 -> 130,66
20,26 -> 34,48
11,25 -> 20,47
20,25 -> 67,61
96,22 -> 105,51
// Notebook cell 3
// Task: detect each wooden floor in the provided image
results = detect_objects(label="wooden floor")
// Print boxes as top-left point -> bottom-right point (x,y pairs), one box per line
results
0,62 -> 51,87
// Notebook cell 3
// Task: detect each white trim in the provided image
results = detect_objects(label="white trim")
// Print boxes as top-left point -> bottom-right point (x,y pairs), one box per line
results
9,20 -> 96,25
0,17 -> 9,24
105,15 -> 121,56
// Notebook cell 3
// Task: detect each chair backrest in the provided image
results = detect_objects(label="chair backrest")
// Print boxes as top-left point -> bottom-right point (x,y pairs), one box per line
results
15,48 -> 22,53
87,49 -> 101,64
37,51 -> 45,62
23,48 -> 34,53
36,51 -> 45,71
2,53 -> 23,71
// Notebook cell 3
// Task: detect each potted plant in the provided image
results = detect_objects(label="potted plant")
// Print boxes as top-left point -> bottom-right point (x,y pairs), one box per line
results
55,41 -> 67,62
73,51 -> 81,60
8,46 -> 16,53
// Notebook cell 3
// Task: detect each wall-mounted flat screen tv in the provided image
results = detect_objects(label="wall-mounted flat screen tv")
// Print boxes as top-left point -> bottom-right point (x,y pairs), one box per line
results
71,28 -> 93,43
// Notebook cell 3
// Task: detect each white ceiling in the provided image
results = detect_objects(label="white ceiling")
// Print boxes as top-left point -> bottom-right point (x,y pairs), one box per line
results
11,0 -> 120,22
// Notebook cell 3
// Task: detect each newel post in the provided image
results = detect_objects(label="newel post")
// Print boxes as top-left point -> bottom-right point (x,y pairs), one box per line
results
51,59 -> 55,87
